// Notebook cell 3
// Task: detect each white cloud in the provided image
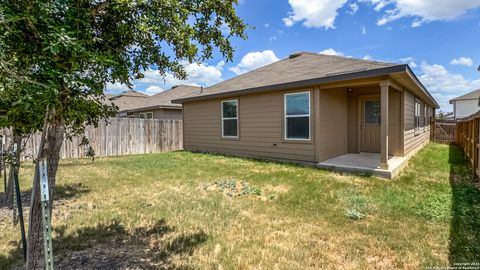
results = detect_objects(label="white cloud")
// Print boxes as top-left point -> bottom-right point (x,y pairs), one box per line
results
361,0 -> 480,27
418,62 -> 480,110
283,0 -> 348,29
264,23 -> 270,28
144,86 -> 165,95
348,3 -> 360,14
362,26 -> 367,34
450,57 -> 474,67
140,61 -> 224,88
105,82 -> 131,93
229,50 -> 280,75
363,54 -> 372,60
319,48 -> 345,56
398,57 -> 418,68
107,61 -> 224,94
419,62 -> 480,93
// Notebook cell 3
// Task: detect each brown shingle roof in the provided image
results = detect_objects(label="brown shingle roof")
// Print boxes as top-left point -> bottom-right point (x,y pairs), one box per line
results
110,90 -> 149,99
118,85 -> 201,112
450,88 -> 480,102
176,52 -> 397,101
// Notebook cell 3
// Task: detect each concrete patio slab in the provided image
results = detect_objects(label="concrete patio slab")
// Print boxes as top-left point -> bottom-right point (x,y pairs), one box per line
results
316,152 -> 409,179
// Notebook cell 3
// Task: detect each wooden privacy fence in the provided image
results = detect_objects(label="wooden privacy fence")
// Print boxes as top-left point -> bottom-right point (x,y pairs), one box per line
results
457,114 -> 480,179
1,118 -> 183,160
432,121 -> 457,144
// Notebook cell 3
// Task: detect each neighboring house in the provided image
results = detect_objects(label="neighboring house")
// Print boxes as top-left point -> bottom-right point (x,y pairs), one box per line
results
444,112 -> 455,121
107,90 -> 149,112
109,85 -> 200,120
449,89 -> 480,120
173,52 -> 439,178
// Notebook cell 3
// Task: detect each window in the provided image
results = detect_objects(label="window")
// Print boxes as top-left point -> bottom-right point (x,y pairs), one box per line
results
138,112 -> 153,119
364,100 -> 381,125
414,99 -> 421,132
424,105 -> 428,130
285,92 -> 310,140
221,100 -> 238,138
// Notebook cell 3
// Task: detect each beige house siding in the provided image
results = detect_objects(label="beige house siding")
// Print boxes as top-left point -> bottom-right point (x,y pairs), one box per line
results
403,90 -> 430,156
154,108 -> 183,120
317,88 -> 348,162
183,89 -> 316,162
183,85 -> 432,164
346,86 -> 402,156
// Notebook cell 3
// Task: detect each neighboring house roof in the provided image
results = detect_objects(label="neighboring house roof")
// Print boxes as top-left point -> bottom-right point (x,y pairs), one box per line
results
173,52 -> 439,108
449,88 -> 480,103
105,90 -> 149,111
118,85 -> 201,113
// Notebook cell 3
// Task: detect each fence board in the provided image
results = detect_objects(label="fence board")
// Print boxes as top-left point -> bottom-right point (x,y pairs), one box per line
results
1,118 -> 183,160
457,117 -> 480,180
433,122 -> 457,144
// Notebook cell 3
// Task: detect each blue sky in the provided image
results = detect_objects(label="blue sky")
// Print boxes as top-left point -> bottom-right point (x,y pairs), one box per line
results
107,0 -> 480,112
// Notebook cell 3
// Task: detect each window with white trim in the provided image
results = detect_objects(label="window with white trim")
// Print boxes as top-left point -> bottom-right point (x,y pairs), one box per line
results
138,112 -> 153,119
285,92 -> 310,140
424,105 -> 428,130
221,100 -> 238,138
414,99 -> 421,132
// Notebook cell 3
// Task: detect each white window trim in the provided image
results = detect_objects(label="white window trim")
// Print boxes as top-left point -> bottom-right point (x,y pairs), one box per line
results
424,105 -> 428,132
138,112 -> 154,119
221,99 -> 239,138
414,98 -> 421,133
284,91 -> 311,141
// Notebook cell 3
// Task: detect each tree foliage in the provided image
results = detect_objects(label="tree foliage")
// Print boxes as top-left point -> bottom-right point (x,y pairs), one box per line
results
0,1 -> 247,268
1,0 -> 247,134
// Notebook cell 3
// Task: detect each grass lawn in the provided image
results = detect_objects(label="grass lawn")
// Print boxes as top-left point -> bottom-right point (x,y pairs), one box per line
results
1,143 -> 479,269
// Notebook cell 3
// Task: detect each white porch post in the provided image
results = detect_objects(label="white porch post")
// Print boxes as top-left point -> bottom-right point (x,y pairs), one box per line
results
380,80 -> 389,169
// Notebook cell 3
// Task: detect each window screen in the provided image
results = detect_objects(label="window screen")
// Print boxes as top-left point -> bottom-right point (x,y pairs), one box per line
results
285,92 -> 310,140
222,100 -> 238,137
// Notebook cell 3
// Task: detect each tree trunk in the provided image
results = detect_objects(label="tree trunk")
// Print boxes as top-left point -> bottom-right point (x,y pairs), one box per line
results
3,133 -> 22,205
26,120 -> 64,270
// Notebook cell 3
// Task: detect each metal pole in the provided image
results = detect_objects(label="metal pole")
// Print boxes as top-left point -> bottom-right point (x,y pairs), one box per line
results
12,144 -> 17,224
39,158 -> 54,270
13,163 -> 27,260
0,135 -> 5,193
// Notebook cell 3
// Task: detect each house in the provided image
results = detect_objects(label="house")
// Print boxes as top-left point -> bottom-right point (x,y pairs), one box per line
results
449,89 -> 480,120
110,85 -> 200,120
107,90 -> 149,113
173,52 -> 439,178
444,112 -> 455,121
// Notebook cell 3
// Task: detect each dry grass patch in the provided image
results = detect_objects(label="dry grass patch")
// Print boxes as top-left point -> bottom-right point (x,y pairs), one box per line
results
0,144 -> 479,269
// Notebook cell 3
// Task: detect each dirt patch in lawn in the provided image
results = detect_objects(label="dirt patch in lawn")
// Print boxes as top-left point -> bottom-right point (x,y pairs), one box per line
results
203,179 -> 282,201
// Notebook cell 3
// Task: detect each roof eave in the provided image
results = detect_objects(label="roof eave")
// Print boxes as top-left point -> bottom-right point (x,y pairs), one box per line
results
173,64 -> 439,109
119,104 -> 182,113
172,65 -> 405,104
404,65 -> 440,109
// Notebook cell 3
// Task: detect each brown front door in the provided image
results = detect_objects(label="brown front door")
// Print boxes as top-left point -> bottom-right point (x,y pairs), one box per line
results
360,96 -> 381,153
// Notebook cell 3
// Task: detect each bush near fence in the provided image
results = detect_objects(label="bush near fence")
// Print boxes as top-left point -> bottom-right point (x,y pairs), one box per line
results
1,118 -> 183,160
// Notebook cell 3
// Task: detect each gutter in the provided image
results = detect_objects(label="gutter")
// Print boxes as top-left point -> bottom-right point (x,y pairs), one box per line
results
119,104 -> 182,114
173,65 -> 438,108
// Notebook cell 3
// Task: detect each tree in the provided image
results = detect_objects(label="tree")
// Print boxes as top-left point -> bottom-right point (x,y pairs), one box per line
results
436,111 -> 446,121
0,1 -> 247,268
0,74 -> 46,206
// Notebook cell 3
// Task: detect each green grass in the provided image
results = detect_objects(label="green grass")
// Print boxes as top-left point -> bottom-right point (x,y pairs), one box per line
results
0,143 -> 479,269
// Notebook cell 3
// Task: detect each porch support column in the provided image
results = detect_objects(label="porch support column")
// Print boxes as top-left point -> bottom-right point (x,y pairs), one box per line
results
380,80 -> 389,169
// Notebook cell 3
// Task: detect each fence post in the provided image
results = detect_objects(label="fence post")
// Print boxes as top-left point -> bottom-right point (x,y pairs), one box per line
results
475,119 -> 479,180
